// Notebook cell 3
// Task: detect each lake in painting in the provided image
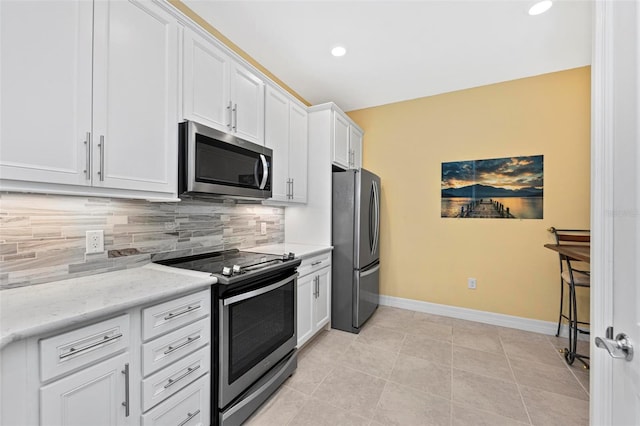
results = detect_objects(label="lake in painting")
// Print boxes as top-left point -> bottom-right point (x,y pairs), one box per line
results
441,155 -> 544,219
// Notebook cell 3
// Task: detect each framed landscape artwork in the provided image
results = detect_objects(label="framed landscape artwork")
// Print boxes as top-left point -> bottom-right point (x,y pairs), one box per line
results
441,155 -> 544,219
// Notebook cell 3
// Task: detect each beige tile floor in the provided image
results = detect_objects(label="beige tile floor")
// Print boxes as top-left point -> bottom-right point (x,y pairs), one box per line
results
246,306 -> 590,426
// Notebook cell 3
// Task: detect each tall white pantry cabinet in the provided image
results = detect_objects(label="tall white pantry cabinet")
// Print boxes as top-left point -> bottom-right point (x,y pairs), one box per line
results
0,0 -> 178,200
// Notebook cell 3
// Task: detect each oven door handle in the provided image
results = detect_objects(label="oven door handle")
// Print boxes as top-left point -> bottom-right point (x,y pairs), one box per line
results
223,273 -> 298,306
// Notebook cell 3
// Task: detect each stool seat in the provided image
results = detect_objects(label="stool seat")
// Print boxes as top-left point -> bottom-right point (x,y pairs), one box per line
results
561,270 -> 590,287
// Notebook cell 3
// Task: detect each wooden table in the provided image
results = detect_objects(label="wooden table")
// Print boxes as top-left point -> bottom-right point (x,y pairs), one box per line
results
544,243 -> 590,263
544,243 -> 591,369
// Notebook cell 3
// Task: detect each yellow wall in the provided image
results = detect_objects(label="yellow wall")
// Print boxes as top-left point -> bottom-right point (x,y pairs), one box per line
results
348,67 -> 591,322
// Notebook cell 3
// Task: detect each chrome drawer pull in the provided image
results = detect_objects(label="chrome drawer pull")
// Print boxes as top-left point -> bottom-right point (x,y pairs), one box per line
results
59,333 -> 123,359
311,261 -> 322,266
164,304 -> 201,321
177,409 -> 201,426
164,335 -> 201,355
164,365 -> 201,389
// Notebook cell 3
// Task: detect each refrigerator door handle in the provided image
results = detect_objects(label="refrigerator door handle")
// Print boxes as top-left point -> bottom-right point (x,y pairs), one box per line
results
361,263 -> 380,278
371,180 -> 380,255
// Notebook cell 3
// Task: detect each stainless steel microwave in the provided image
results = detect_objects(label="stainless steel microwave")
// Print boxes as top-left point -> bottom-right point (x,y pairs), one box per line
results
179,121 -> 272,200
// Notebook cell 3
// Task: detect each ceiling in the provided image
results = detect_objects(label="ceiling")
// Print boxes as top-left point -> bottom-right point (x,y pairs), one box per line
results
183,0 -> 592,112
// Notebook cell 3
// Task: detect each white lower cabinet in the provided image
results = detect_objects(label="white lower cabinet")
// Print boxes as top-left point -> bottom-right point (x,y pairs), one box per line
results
0,289 -> 211,426
40,352 -> 133,426
296,251 -> 332,348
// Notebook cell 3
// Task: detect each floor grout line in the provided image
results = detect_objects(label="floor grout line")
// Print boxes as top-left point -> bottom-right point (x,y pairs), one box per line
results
500,334 -> 535,426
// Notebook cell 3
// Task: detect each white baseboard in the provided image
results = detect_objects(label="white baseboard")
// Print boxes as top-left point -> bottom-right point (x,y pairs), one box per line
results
379,294 -> 589,340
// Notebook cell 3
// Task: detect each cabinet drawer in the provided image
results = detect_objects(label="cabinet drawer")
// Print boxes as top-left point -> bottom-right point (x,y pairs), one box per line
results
142,289 -> 210,341
297,252 -> 331,278
142,347 -> 210,411
142,318 -> 210,377
142,374 -> 210,426
40,314 -> 130,382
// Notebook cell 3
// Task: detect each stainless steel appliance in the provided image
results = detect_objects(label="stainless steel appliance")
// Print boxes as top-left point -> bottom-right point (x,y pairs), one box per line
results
179,120 -> 272,200
155,249 -> 300,426
332,168 -> 381,333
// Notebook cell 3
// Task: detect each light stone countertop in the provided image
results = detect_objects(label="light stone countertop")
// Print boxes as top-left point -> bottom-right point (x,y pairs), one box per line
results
0,263 -> 216,349
249,243 -> 333,259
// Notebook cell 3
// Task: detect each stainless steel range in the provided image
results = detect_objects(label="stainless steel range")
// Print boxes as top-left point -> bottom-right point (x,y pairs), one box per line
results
156,249 -> 300,426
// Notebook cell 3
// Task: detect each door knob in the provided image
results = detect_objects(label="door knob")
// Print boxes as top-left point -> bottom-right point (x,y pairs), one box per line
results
595,333 -> 634,361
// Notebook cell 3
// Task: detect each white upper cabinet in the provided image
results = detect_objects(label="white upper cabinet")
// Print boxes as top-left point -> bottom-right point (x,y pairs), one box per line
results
331,108 -> 362,170
264,85 -> 308,204
0,0 -> 93,187
349,126 -> 363,170
183,28 -> 265,145
182,27 -> 230,134
0,0 -> 179,199
333,112 -> 351,170
91,0 -> 178,194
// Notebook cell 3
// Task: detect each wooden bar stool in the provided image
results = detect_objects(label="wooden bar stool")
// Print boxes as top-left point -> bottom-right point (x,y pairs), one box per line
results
548,227 -> 590,368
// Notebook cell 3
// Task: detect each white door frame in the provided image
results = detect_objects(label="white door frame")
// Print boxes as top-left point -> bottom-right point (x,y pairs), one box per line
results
591,0 -> 638,424
591,0 -> 614,423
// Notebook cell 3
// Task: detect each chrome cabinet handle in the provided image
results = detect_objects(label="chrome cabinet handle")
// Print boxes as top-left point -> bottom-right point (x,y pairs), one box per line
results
164,304 -> 201,321
164,365 -> 201,389
232,103 -> 237,131
84,131 -> 91,179
164,335 -> 201,355
98,135 -> 105,181
121,363 -> 130,417
311,261 -> 322,266
177,410 -> 201,426
226,101 -> 233,130
291,178 -> 294,198
59,333 -> 123,359
595,333 -> 634,361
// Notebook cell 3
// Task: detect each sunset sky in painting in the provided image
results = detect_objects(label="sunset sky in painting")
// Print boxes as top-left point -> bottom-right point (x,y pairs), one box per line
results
441,155 -> 544,191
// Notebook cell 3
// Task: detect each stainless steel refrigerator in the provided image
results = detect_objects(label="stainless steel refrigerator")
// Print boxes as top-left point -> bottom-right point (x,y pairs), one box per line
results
332,168 -> 381,333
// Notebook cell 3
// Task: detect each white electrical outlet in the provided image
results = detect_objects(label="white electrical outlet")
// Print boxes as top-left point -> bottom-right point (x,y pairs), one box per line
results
260,222 -> 267,235
468,277 -> 477,289
86,230 -> 104,254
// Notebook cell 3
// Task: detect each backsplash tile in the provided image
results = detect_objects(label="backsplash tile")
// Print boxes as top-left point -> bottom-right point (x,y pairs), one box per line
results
0,193 -> 284,289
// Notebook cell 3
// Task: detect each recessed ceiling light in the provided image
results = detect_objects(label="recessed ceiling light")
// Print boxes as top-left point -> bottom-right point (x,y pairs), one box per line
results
331,46 -> 346,57
528,0 -> 553,15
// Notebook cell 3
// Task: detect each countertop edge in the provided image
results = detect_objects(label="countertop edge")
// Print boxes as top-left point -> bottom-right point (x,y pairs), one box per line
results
0,264 -> 217,350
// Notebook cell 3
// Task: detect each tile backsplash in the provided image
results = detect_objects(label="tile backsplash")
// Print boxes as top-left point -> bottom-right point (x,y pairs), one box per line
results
0,193 -> 284,289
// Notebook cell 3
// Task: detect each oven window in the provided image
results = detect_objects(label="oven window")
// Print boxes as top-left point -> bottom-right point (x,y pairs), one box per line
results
195,134 -> 262,189
227,280 -> 295,384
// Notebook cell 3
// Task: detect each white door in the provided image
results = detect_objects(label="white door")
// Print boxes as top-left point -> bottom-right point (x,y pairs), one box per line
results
183,28 -> 231,132
333,112 -> 350,169
92,0 -> 177,194
314,267 -> 330,330
0,0 -> 93,186
229,62 -> 264,144
296,274 -> 314,347
349,127 -> 363,170
40,353 -> 132,426
264,86 -> 290,202
289,102 -> 308,203
591,1 -> 640,425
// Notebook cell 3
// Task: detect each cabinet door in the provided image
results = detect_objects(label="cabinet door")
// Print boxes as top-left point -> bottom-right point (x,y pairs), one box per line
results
289,102 -> 308,203
296,274 -> 314,347
0,0 -> 92,186
92,0 -> 178,195
230,62 -> 264,144
314,267 -> 331,331
264,86 -> 290,202
349,127 -> 363,170
332,112 -> 350,169
183,28 -> 231,132
40,352 -> 132,426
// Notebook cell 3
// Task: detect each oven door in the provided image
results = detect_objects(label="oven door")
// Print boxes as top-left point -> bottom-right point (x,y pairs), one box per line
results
218,272 -> 297,408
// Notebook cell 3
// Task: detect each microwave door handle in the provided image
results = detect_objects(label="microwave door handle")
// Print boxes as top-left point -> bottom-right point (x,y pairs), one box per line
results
259,154 -> 269,190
